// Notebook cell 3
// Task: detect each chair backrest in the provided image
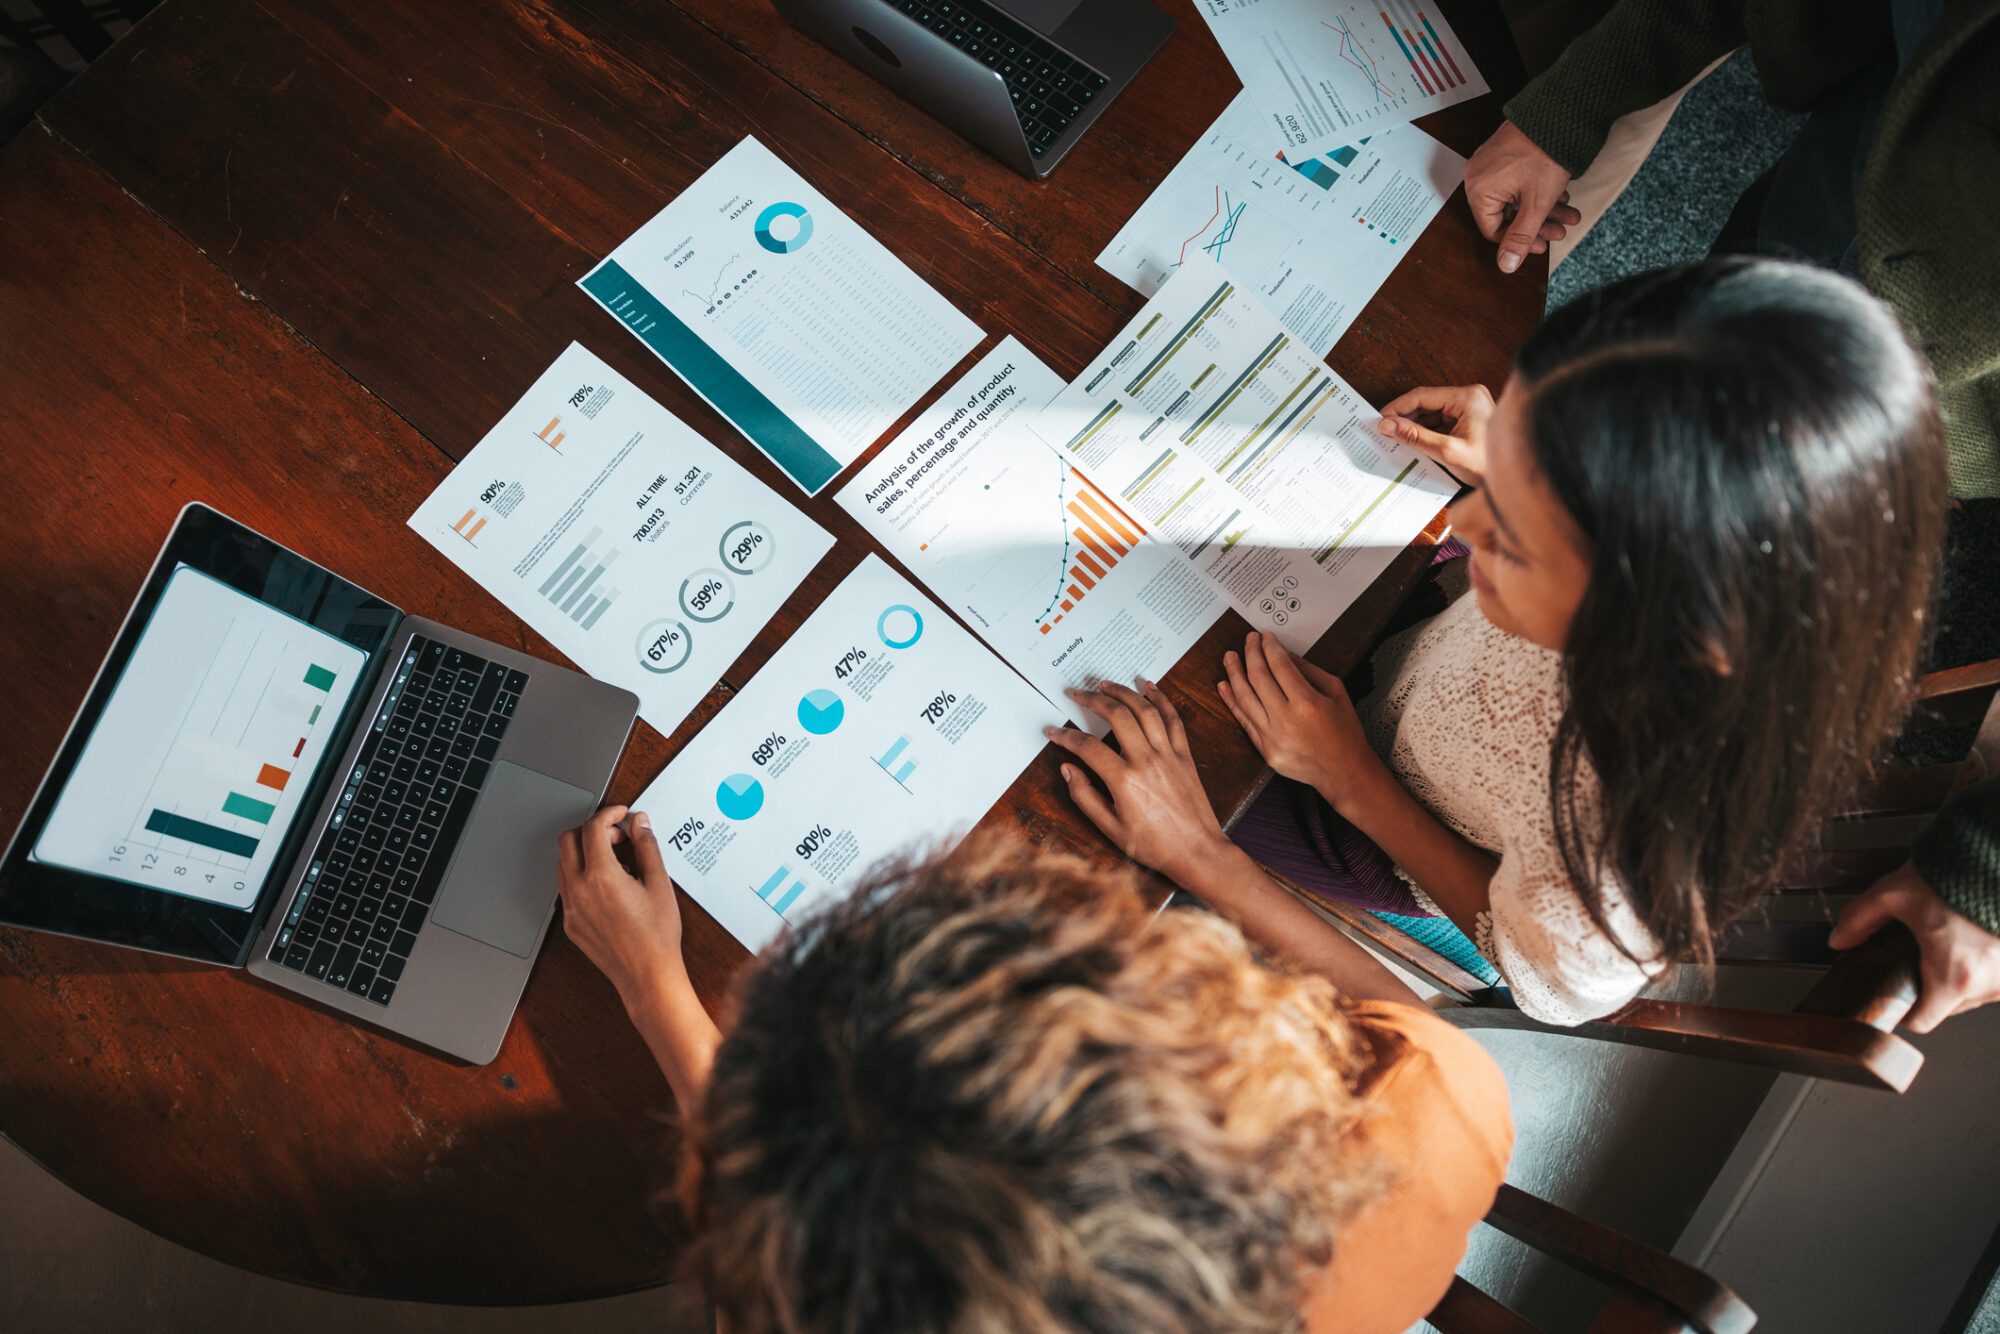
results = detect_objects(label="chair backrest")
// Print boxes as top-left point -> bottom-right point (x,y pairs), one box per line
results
1425,1185 -> 1757,1333
1313,657 -> 2000,1092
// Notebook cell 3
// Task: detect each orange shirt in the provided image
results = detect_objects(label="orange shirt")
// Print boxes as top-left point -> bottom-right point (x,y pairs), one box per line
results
1302,1001 -> 1515,1334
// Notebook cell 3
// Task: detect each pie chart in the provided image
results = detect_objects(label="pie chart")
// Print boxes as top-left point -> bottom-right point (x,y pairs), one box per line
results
753,201 -> 813,254
797,688 -> 845,735
716,773 -> 765,821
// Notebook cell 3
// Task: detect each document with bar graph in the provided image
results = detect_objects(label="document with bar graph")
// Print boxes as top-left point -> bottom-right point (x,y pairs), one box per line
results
838,338 -> 1222,733
1030,257 -> 1457,654
408,343 -> 832,736
31,565 -> 365,908
631,555 -> 1063,953
1195,0 -> 1487,152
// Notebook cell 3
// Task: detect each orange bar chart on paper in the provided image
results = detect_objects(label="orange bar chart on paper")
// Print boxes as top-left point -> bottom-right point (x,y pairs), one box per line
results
1041,469 -> 1147,635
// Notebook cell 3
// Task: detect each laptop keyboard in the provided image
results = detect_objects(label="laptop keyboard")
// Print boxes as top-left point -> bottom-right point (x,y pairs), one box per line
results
887,0 -> 1110,158
267,636 -> 528,1006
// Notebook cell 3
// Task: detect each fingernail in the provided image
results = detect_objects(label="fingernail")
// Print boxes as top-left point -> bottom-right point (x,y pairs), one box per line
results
1137,677 -> 1156,691
1499,251 -> 1522,274
1060,764 -> 1074,780
634,812 -> 650,831
1376,416 -> 1398,435
1044,726 -> 1061,738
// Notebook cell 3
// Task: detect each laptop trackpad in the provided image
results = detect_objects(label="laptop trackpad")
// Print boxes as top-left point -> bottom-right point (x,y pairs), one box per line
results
433,761 -> 594,959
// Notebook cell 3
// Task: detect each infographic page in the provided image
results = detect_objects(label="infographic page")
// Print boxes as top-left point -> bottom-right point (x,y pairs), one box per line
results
632,555 -> 1063,953
408,343 -> 832,737
1030,258 -> 1456,652
580,136 -> 983,494
838,338 -> 1221,731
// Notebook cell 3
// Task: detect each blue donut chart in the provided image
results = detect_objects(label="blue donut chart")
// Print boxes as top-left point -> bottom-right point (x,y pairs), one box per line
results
876,604 -> 923,649
753,201 -> 813,254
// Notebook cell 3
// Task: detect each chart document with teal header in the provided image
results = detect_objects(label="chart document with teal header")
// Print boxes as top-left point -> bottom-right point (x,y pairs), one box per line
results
579,136 -> 983,496
633,555 -> 1062,953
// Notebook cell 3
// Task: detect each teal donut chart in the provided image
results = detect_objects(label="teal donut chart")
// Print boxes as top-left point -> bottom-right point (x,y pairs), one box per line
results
876,604 -> 923,649
753,201 -> 813,254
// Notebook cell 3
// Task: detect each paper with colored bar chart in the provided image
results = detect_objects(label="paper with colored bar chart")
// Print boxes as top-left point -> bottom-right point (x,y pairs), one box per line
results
408,343 -> 832,736
31,566 -> 366,909
631,554 -> 1063,953
838,338 -> 1222,732
1029,257 -> 1457,653
1194,0 -> 1487,151
1097,92 -> 1464,355
579,135 -> 983,495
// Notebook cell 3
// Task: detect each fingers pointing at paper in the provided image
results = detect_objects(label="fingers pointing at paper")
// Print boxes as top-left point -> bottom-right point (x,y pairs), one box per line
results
1045,680 -> 1232,887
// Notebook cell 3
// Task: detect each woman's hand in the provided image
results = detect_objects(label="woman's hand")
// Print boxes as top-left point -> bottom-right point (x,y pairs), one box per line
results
1218,632 -> 1388,817
1831,863 -> 2000,1033
1376,383 -> 1495,486
1044,679 -> 1234,886
1463,120 -> 1580,274
558,804 -> 687,1012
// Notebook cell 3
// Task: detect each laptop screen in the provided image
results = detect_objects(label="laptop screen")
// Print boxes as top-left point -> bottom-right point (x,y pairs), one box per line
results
30,564 -> 368,911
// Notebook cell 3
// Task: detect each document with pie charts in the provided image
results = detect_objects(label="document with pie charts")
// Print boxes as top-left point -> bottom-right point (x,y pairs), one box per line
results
579,135 -> 983,495
631,554 -> 1063,954
408,342 -> 833,736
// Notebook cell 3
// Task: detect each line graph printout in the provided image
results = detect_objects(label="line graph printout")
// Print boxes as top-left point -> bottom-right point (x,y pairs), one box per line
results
1030,258 -> 1457,653
580,136 -> 983,495
1099,92 -> 1463,354
838,338 -> 1222,732
32,566 -> 367,909
1195,0 -> 1487,151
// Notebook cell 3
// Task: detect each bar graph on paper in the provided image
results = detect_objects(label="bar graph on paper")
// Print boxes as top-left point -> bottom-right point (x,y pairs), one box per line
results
31,566 -> 365,907
1202,0 -> 1486,149
536,526 -> 621,630
1040,467 -> 1149,636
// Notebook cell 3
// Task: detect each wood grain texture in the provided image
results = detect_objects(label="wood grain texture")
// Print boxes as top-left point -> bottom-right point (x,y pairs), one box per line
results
3,0 -> 1546,1301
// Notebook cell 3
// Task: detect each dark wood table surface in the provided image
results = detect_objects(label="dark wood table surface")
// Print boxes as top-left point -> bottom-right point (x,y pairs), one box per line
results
0,0 -> 1542,1303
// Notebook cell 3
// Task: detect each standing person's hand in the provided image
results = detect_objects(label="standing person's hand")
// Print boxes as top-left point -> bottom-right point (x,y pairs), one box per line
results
1464,121 -> 1581,274
1830,863 -> 2000,1033
1044,680 -> 1234,885
1218,632 -> 1389,815
1376,383 -> 1496,485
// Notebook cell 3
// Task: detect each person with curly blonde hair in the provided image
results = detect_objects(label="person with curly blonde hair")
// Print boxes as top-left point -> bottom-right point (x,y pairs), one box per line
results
559,808 -> 1512,1333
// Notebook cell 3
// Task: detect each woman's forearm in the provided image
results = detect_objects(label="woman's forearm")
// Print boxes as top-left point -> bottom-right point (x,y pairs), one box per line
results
1328,762 -> 1499,941
1169,842 -> 1420,1005
625,962 -> 724,1115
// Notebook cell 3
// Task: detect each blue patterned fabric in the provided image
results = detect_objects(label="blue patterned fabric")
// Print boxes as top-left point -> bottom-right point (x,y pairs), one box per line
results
1373,912 -> 1500,986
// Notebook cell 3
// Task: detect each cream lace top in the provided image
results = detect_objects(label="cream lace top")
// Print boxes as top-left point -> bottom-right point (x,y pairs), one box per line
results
1355,582 -> 1662,1026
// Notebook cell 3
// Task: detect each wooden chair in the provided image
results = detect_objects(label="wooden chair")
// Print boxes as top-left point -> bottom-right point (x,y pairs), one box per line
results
1307,657 -> 2000,1093
1426,1184 -> 1756,1332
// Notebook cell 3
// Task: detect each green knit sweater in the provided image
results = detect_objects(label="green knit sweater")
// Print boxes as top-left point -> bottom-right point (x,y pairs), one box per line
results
1504,0 -> 2000,500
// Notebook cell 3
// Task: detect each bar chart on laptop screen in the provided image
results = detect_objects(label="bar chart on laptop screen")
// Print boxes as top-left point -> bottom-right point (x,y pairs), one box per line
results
31,566 -> 366,909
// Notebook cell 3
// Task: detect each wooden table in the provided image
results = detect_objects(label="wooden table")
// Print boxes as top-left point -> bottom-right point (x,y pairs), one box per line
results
0,0 -> 1541,1303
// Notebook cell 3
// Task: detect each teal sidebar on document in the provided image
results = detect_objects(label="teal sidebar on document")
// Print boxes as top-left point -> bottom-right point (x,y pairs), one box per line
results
407,342 -> 833,737
579,136 -> 983,496
633,554 -> 1063,953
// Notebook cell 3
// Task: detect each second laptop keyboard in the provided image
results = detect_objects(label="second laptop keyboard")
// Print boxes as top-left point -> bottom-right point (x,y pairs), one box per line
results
889,0 -> 1110,157
267,636 -> 527,1006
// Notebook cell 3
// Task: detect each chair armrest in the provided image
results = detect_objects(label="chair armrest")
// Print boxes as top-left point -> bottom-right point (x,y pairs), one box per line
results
1793,920 -> 1920,1032
1425,1275 -> 1539,1333
1482,1185 -> 1757,1334
1446,999 -> 1923,1091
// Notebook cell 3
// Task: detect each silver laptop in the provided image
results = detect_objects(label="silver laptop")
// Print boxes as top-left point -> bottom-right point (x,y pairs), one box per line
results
0,504 -> 637,1064
777,0 -> 1174,178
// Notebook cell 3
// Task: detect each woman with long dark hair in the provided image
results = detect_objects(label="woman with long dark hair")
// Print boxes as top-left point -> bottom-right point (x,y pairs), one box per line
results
1048,257 -> 1951,1024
